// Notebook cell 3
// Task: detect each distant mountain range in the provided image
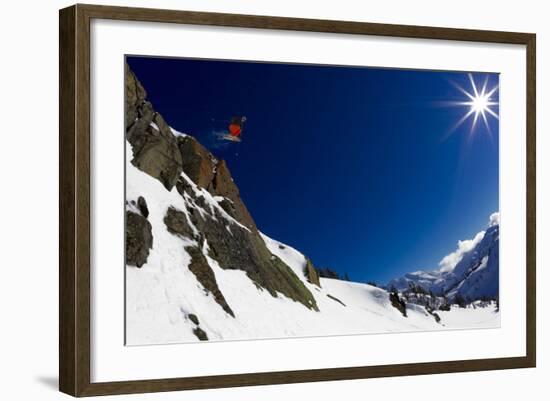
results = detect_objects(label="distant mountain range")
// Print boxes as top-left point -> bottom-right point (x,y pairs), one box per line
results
387,218 -> 499,302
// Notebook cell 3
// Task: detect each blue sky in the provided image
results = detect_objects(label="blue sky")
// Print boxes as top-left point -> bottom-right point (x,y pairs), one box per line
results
127,56 -> 499,285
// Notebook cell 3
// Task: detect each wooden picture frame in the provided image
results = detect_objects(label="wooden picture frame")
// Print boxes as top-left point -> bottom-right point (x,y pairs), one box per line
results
59,3 -> 536,397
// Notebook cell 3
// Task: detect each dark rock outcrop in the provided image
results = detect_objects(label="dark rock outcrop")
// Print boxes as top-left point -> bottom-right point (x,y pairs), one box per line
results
186,313 -> 208,340
125,63 -> 147,129
164,207 -> 196,241
125,63 -> 183,190
428,309 -> 441,323
126,210 -> 153,267
209,159 -> 257,231
177,136 -> 257,232
177,136 -> 217,189
137,196 -> 149,218
389,291 -> 407,317
304,258 -> 321,287
327,294 -> 346,307
187,313 -> 200,326
193,327 -> 208,341
185,246 -> 235,317
216,198 -> 237,220
174,193 -> 318,311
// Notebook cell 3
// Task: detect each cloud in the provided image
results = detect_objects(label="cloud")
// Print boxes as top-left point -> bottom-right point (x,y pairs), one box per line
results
438,231 -> 486,273
489,212 -> 500,227
437,211 -> 499,273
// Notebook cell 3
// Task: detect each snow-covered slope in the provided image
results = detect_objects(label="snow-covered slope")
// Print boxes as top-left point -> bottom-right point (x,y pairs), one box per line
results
126,149 -> 499,345
387,217 -> 499,302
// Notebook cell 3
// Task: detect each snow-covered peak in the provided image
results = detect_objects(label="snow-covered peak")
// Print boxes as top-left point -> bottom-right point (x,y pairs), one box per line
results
438,230 -> 486,273
387,212 -> 499,302
489,212 -> 500,227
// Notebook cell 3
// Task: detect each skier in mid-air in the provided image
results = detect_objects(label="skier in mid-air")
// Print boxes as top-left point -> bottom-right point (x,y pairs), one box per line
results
221,116 -> 246,142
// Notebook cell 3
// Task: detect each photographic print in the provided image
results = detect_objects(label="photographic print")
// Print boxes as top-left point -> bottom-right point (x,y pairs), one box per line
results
124,56 -> 500,346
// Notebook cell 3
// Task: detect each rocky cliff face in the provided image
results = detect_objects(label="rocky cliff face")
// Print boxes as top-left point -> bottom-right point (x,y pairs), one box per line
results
176,137 -> 257,231
125,63 -> 183,190
125,64 -> 318,314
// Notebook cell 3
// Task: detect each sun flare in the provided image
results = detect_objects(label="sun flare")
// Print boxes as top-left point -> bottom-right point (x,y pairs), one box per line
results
470,93 -> 490,113
450,73 -> 499,136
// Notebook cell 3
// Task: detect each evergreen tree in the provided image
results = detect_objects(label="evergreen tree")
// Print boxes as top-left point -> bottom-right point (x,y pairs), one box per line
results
454,293 -> 466,308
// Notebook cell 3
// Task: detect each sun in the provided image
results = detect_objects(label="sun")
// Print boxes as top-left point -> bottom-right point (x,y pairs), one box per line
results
450,73 -> 499,136
470,93 -> 490,113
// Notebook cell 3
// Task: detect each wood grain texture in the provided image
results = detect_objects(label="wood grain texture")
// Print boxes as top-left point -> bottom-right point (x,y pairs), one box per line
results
75,4 -> 92,396
59,3 -> 537,397
77,356 -> 534,396
525,34 -> 536,367
59,5 -> 76,396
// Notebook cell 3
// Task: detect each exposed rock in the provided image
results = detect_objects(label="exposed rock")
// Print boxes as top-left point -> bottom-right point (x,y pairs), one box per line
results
164,206 -> 197,240
126,99 -> 154,145
187,207 -> 202,229
125,63 -> 183,190
126,210 -> 153,267
304,258 -> 321,287
389,291 -> 407,317
192,327 -> 208,341
327,294 -> 346,307
198,209 -> 318,311
128,124 -> 183,190
425,306 -> 441,323
176,176 -> 196,200
216,198 -> 237,220
185,246 -> 235,317
188,314 -> 200,325
125,63 -> 147,129
152,112 -> 174,140
194,195 -> 207,209
137,196 -> 149,218
210,160 -> 257,231
176,135 -> 256,231
177,136 -> 216,189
